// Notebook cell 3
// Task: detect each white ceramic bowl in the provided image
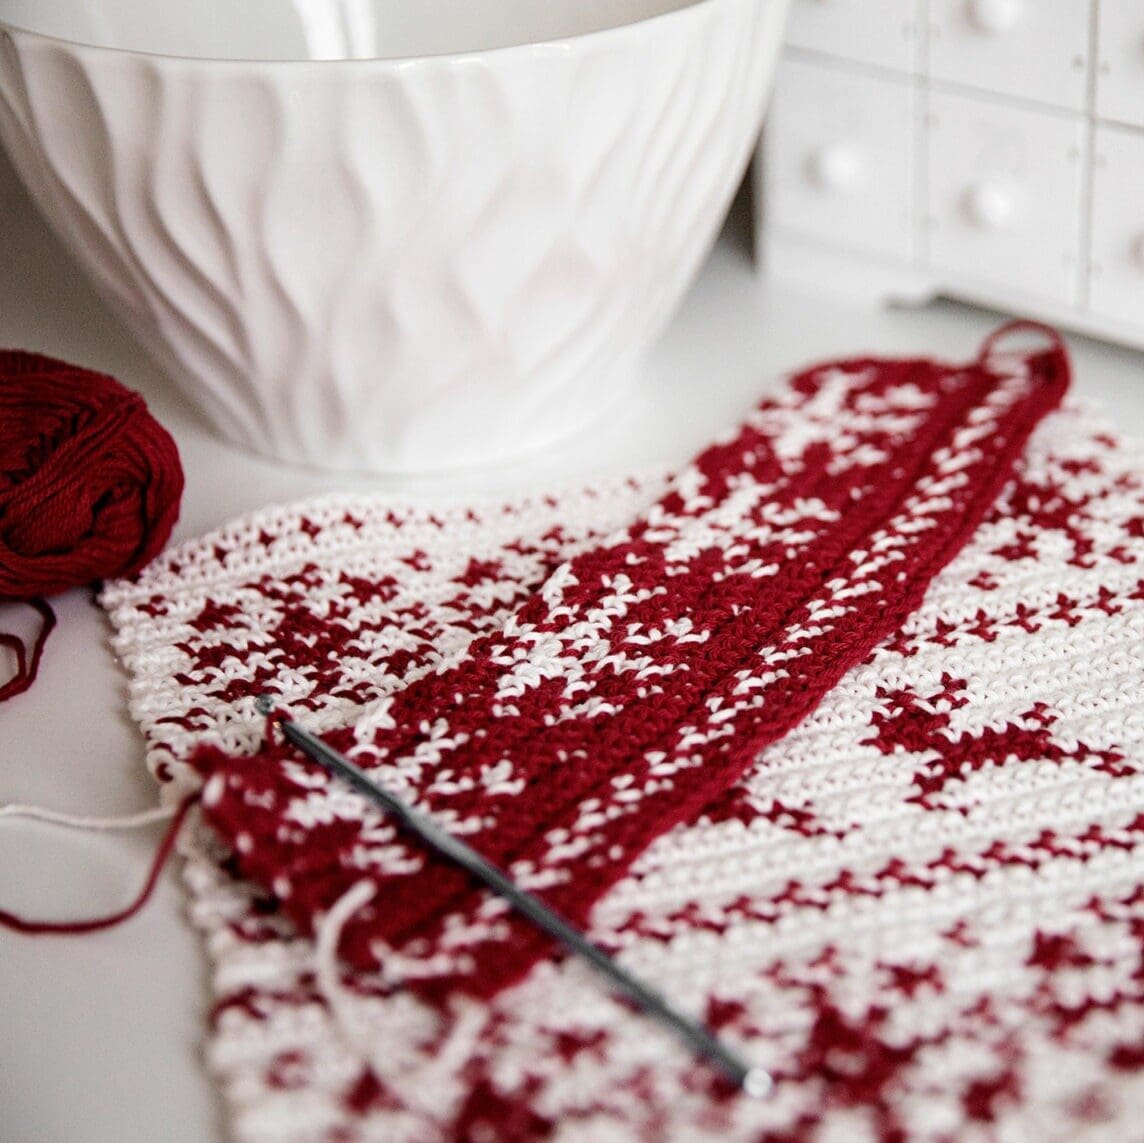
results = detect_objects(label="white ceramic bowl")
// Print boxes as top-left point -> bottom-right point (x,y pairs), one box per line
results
0,0 -> 788,471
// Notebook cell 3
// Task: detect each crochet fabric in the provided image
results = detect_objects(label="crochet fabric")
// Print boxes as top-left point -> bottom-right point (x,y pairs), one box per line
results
101,340 -> 1144,1141
186,334 -> 1065,1000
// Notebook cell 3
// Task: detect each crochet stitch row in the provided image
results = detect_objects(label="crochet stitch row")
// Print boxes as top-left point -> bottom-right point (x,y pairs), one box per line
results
185,335 -> 1068,998
102,388 -> 1144,1140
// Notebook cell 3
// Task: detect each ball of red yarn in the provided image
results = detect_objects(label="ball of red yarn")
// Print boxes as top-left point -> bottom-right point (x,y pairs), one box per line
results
0,350 -> 184,599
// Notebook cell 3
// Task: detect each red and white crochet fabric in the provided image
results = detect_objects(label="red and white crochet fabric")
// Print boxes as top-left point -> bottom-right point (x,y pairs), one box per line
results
102,335 -> 1144,1141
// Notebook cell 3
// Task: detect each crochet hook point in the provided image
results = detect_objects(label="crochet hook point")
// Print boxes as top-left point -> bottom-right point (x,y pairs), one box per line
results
743,1067 -> 774,1100
254,694 -> 275,717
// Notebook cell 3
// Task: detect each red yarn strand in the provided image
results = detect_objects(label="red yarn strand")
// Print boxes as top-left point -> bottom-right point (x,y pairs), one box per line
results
977,318 -> 1066,363
0,795 -> 198,935
0,598 -> 55,702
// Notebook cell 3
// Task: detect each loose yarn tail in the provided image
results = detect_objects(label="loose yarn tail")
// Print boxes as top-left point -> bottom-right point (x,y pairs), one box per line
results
0,598 -> 55,702
0,794 -> 197,935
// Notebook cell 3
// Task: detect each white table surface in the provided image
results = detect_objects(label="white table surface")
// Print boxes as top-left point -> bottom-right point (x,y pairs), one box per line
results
2,149 -> 1142,1143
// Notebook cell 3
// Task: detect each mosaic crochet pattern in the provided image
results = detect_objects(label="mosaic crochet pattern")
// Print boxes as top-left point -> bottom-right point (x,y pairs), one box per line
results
185,341 -> 1065,997
102,354 -> 1144,1141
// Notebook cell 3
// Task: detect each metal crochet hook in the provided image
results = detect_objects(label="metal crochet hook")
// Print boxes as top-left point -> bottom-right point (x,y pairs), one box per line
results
255,695 -> 772,1099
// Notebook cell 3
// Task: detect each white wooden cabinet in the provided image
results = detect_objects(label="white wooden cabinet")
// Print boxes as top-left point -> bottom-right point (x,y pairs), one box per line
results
1097,0 -> 1144,129
785,0 -> 919,72
926,90 -> 1084,304
928,0 -> 1090,111
767,59 -> 915,261
759,0 -> 1144,350
1091,124 -> 1144,328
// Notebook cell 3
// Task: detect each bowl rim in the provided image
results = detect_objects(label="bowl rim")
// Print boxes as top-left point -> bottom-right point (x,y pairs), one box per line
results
0,0 -> 728,67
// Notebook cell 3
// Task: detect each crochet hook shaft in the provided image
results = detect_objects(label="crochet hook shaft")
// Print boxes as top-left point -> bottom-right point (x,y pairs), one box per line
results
256,696 -> 772,1099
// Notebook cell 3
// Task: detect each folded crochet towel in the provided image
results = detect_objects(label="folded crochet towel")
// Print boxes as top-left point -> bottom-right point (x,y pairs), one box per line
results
103,327 -> 1144,1139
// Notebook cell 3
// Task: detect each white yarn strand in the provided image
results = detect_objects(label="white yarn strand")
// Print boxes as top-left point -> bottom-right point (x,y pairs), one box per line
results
0,802 -> 176,830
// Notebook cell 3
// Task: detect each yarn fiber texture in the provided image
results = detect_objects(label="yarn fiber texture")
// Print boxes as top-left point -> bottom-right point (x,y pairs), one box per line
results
186,330 -> 1068,999
0,350 -> 184,600
101,352 -> 1144,1141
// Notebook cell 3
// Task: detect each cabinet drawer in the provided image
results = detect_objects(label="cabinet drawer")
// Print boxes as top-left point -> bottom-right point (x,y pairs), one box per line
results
926,90 -> 1083,304
927,0 -> 1091,111
785,0 -> 919,73
1097,0 -> 1144,129
765,60 -> 915,261
1089,125 -> 1144,328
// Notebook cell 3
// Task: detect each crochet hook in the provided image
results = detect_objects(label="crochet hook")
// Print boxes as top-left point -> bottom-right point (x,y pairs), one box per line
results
256,696 -> 772,1099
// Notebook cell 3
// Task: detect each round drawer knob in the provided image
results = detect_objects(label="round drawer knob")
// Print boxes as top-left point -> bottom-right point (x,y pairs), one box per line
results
963,180 -> 1016,231
807,144 -> 862,193
969,0 -> 1023,34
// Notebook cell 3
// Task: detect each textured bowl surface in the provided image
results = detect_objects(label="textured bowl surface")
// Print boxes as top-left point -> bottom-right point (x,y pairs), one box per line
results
0,0 -> 789,471
0,0 -> 719,61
